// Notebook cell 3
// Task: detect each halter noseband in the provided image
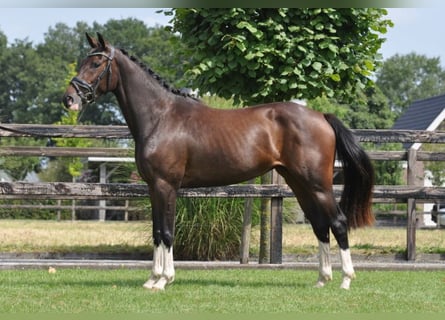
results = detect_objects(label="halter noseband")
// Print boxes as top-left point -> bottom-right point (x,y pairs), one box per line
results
70,47 -> 115,104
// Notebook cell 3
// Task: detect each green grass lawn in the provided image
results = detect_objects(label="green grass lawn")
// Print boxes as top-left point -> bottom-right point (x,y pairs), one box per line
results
0,268 -> 444,313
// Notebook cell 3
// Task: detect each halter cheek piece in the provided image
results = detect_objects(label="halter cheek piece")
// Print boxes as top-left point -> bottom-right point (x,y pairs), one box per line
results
70,47 -> 115,104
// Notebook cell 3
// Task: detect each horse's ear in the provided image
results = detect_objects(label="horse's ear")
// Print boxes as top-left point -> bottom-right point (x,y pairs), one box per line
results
97,33 -> 107,48
86,33 -> 98,48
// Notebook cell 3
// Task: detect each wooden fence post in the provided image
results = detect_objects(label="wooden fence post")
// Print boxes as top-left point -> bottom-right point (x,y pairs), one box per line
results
71,199 -> 76,221
124,200 -> 129,222
99,163 -> 107,222
270,170 -> 283,264
57,199 -> 61,221
259,171 -> 271,264
406,148 -> 417,261
240,179 -> 255,264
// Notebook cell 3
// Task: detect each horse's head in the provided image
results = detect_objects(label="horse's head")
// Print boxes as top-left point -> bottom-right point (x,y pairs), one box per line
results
62,33 -> 117,111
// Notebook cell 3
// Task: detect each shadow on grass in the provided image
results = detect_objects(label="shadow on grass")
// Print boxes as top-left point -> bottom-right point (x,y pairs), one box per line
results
3,270 -> 313,290
177,278 -> 310,289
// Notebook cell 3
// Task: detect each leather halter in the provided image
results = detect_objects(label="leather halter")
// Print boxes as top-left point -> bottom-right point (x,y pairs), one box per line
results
70,47 -> 115,104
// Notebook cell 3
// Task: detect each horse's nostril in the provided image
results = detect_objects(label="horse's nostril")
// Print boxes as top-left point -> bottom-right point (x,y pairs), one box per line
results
63,95 -> 73,107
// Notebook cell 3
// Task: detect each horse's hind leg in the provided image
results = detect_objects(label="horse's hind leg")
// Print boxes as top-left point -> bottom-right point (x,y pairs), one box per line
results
279,167 -> 354,289
303,194 -> 356,289
278,173 -> 335,288
309,210 -> 334,288
330,206 -> 355,289
304,193 -> 356,289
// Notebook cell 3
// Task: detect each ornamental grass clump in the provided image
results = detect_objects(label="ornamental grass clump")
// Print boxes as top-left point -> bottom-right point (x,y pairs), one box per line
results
174,197 -> 247,260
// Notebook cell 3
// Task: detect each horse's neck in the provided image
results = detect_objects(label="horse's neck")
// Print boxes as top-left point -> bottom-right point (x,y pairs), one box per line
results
114,53 -> 173,140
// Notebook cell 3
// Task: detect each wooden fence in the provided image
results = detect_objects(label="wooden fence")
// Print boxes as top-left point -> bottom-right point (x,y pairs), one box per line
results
1,124 -> 445,262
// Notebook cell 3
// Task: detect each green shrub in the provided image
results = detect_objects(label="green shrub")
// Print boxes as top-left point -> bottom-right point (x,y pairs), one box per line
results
174,197 -> 258,260
0,199 -> 57,219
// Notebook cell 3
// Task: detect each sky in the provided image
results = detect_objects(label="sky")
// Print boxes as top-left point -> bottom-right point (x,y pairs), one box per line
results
0,8 -> 445,65
0,8 -> 171,43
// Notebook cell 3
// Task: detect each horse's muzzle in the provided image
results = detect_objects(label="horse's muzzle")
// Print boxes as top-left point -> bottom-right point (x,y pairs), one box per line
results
62,92 -> 82,111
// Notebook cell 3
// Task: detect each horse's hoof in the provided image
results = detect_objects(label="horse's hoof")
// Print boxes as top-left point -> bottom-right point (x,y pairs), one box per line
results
150,286 -> 165,292
314,273 -> 332,288
142,278 -> 156,290
340,277 -> 352,290
143,282 -> 165,292
143,275 -> 173,291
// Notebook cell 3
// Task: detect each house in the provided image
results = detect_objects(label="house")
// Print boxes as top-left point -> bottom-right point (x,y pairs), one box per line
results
0,170 -> 12,182
392,94 -> 445,226
393,94 -> 445,150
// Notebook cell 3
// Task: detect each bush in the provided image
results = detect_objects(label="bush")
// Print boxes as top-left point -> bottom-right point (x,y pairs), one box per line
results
174,197 -> 257,261
0,199 -> 57,220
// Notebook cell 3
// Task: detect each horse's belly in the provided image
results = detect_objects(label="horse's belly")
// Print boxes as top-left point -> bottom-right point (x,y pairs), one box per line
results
181,158 -> 274,188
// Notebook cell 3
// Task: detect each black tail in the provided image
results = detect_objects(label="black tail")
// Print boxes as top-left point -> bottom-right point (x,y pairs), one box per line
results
324,114 -> 374,228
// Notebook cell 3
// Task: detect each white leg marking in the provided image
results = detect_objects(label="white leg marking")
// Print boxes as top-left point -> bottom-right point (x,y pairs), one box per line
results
143,243 -> 164,290
151,242 -> 175,291
143,242 -> 175,291
339,248 -> 355,290
163,244 -> 175,283
315,241 -> 332,288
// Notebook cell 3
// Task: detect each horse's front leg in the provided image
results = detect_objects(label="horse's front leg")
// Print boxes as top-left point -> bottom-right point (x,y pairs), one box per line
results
144,242 -> 175,291
143,179 -> 177,291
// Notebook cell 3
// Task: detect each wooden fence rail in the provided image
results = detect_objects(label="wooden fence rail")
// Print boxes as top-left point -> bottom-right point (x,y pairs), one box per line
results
2,123 -> 445,143
2,146 -> 445,162
0,201 -> 143,221
1,182 -> 445,201
1,124 -> 445,262
0,146 -> 131,157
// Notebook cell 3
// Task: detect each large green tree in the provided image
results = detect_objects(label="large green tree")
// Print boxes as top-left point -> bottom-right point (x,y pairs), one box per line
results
0,24 -> 79,125
0,30 -> 9,123
375,53 -> 445,189
167,8 -> 392,105
0,19 -> 184,182
0,40 -> 49,124
376,53 -> 445,115
0,19 -> 186,125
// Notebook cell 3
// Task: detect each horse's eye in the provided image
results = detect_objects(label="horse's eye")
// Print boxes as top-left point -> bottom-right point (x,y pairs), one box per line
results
92,61 -> 101,68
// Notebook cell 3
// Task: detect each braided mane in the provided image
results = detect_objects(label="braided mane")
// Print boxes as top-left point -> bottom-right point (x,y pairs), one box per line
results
119,48 -> 199,101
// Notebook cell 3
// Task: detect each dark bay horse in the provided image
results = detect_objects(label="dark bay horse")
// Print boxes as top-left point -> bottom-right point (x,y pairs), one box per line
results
63,33 -> 374,290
